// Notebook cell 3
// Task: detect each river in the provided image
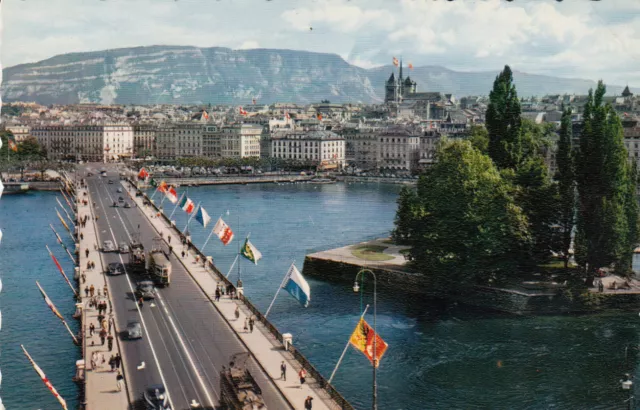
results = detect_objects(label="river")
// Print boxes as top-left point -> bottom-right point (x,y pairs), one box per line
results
1,181 -> 639,409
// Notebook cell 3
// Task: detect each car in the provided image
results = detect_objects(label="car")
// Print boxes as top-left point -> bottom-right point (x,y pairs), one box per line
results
119,242 -> 130,253
124,202 -> 132,209
118,196 -> 125,202
143,384 -> 170,409
107,262 -> 125,275
113,201 -> 119,207
103,240 -> 116,252
135,281 -> 156,300
126,320 -> 142,340
117,187 -> 123,193
109,180 -> 114,184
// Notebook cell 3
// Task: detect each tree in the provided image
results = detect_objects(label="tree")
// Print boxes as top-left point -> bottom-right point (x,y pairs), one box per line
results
486,65 -> 523,169
391,186 -> 418,245
575,81 -> 637,280
555,106 -> 576,268
409,140 -> 530,291
468,125 -> 489,153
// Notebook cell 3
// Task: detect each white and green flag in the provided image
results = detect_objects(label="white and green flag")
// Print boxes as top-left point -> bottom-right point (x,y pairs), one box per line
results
240,238 -> 262,265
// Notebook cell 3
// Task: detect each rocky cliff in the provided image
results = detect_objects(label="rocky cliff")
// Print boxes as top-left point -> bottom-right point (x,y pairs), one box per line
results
1,45 -> 634,105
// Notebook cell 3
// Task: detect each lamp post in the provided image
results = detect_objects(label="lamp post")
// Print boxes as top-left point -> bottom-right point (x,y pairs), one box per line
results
353,268 -> 377,410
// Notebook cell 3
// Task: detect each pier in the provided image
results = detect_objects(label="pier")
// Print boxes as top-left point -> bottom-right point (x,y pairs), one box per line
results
79,163 -> 351,409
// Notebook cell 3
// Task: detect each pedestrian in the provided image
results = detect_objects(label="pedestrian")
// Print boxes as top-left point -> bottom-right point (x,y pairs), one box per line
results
91,261 -> 95,269
115,353 -> 121,369
215,288 -> 221,302
235,306 -> 240,321
116,371 -> 124,392
304,396 -> 313,410
107,334 -> 114,351
100,329 -> 107,345
89,323 -> 95,336
85,286 -> 90,297
280,361 -> 287,381
244,318 -> 249,332
109,355 -> 116,371
181,250 -> 185,258
89,284 -> 95,297
81,273 -> 86,284
87,261 -> 92,270
168,245 -> 173,256
299,368 -> 307,385
85,248 -> 90,258
138,297 -> 144,308
91,352 -> 97,369
168,235 -> 171,244
249,316 -> 254,333
103,284 -> 108,297
80,233 -> 84,240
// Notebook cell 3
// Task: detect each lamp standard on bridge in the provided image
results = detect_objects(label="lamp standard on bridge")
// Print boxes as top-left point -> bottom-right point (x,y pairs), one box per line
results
352,268 -> 378,410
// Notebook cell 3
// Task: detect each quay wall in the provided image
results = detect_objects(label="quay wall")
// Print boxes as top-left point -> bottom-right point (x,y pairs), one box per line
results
336,176 -> 417,185
130,178 -> 355,410
145,175 -> 313,187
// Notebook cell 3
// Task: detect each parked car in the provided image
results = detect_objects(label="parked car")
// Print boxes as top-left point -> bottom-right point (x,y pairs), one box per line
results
143,384 -> 170,409
135,281 -> 156,300
126,320 -> 143,340
107,262 -> 125,275
103,240 -> 116,252
119,242 -> 130,253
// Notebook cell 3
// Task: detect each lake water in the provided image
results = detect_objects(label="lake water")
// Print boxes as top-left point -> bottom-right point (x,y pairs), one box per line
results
1,182 -> 640,409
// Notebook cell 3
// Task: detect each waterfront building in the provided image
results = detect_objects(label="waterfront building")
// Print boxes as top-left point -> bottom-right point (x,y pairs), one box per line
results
220,123 -> 263,159
132,124 -> 156,158
377,126 -> 421,174
202,124 -> 222,159
31,123 -> 133,162
4,125 -> 30,142
154,123 -> 203,160
271,124 -> 345,170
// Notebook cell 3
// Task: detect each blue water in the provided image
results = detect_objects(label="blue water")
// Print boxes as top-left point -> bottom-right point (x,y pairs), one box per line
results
2,182 -> 640,409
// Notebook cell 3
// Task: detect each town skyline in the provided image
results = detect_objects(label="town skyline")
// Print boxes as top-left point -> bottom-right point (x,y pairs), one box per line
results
2,0 -> 640,87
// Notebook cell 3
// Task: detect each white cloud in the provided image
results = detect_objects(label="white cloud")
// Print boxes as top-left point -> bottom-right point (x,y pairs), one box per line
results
1,0 -> 639,87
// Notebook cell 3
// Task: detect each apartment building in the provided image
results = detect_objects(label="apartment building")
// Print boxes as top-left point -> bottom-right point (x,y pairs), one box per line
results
154,123 -> 203,160
31,123 -> 133,162
220,124 -> 263,158
5,125 -> 30,142
378,127 -> 421,173
271,125 -> 345,170
132,124 -> 156,158
202,125 -> 222,159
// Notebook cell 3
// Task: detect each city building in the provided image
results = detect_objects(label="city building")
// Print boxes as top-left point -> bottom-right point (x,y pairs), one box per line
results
31,123 -> 133,162
220,123 -> 263,159
377,126 -> 421,173
132,124 -> 156,158
271,124 -> 345,170
202,125 -> 222,159
4,125 -> 30,142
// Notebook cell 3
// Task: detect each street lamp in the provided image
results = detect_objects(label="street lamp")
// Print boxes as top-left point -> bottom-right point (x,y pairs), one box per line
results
353,268 -> 378,410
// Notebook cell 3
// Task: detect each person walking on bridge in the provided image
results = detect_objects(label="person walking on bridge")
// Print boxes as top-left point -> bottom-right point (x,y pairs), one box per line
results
304,396 -> 313,410
116,371 -> 123,392
280,361 -> 287,381
85,248 -> 90,258
89,285 -> 95,297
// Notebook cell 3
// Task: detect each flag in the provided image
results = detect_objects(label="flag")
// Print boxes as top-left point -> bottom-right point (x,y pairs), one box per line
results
21,345 -> 68,410
8,140 -> 17,152
349,318 -> 389,368
194,206 -> 211,228
203,110 -> 209,120
138,168 -> 149,180
46,245 -> 76,296
36,281 -> 64,321
212,217 -> 234,245
285,111 -> 290,120
239,107 -> 248,116
158,181 -> 168,194
165,186 -> 178,203
179,196 -> 195,214
282,264 -> 311,307
56,210 -> 70,233
317,113 -> 323,120
392,57 -> 399,67
150,178 -> 158,187
241,238 -> 262,265
408,63 -> 414,70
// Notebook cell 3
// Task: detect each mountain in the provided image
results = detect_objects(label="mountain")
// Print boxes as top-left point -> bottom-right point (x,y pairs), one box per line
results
1,45 -> 636,105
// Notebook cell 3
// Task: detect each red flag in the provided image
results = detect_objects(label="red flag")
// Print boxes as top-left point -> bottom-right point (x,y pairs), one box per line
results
239,107 -> 248,116
165,186 -> 178,204
138,168 -> 149,180
158,181 -> 168,194
317,113 -> 323,120
392,57 -> 399,67
22,345 -> 69,410
213,218 -> 234,245
349,318 -> 388,368
8,140 -> 18,152
408,63 -> 414,70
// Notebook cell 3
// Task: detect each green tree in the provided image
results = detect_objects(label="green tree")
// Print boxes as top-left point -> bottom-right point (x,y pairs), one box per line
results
391,185 -> 418,245
468,125 -> 489,153
409,140 -> 530,291
486,65 -> 523,169
575,81 -> 637,280
555,106 -> 576,268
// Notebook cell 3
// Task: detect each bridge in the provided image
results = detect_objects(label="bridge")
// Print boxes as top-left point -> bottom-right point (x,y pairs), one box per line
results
79,163 -> 351,410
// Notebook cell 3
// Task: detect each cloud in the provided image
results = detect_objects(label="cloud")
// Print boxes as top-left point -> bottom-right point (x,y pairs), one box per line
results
1,0 -> 640,87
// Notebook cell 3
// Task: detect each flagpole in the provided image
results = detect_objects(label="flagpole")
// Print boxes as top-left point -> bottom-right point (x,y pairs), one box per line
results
264,262 -> 294,318
57,198 -> 76,228
36,281 -> 79,345
329,304 -> 370,384
226,254 -> 239,278
183,202 -> 200,233
46,245 -> 78,297
21,345 -> 69,410
149,186 -> 159,201
237,212 -> 241,283
168,192 -> 185,220
202,214 -> 223,251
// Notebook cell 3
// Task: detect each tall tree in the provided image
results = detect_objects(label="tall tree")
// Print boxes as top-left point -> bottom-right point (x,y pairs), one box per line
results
410,140 -> 530,291
392,185 -> 418,245
486,65 -> 523,169
555,106 -> 576,269
575,81 -> 637,280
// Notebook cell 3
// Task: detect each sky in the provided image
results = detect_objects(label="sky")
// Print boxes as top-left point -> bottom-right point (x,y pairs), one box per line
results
1,0 -> 640,86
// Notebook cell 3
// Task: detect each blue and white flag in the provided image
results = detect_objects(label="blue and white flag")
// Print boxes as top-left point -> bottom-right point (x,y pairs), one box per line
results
282,264 -> 311,308
194,206 -> 211,228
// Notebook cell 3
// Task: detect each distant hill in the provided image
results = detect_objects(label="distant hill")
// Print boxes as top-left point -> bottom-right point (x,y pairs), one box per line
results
1,45 -> 636,105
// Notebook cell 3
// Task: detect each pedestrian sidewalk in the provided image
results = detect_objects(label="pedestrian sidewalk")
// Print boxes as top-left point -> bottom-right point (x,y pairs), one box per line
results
123,181 -> 339,410
77,184 -> 130,410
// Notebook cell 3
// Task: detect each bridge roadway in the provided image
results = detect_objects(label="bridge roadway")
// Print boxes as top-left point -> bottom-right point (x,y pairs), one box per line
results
85,164 -> 292,410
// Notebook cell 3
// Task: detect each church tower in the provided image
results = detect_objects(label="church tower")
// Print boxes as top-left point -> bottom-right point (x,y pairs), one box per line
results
385,73 -> 398,103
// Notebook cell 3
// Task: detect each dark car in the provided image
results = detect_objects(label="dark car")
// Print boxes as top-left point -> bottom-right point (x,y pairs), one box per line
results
113,201 -> 119,208
109,180 -> 114,184
124,202 -> 132,208
143,384 -> 170,409
107,262 -> 125,275
136,281 -> 156,300
126,320 -> 142,340
118,196 -> 125,202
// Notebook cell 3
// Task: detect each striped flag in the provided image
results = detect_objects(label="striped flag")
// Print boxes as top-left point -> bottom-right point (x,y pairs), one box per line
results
56,210 -> 70,233
36,281 -> 64,320
212,217 -> 234,245
165,186 -> 178,204
21,345 -> 68,410
179,196 -> 195,214
46,245 -> 77,297
282,263 -> 311,307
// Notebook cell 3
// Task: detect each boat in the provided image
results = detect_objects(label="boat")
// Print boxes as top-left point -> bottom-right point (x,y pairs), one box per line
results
309,178 -> 336,185
3,183 -> 30,194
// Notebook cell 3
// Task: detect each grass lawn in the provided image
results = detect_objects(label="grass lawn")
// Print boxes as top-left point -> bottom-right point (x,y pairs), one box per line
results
351,245 -> 395,261
380,239 -> 395,245
538,260 -> 578,269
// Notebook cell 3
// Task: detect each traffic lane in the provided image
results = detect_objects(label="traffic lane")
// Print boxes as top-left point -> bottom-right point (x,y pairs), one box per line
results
121,184 -> 292,409
93,182 -> 214,409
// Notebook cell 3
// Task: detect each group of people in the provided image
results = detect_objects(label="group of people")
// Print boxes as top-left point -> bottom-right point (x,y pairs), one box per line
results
279,362 -> 313,409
